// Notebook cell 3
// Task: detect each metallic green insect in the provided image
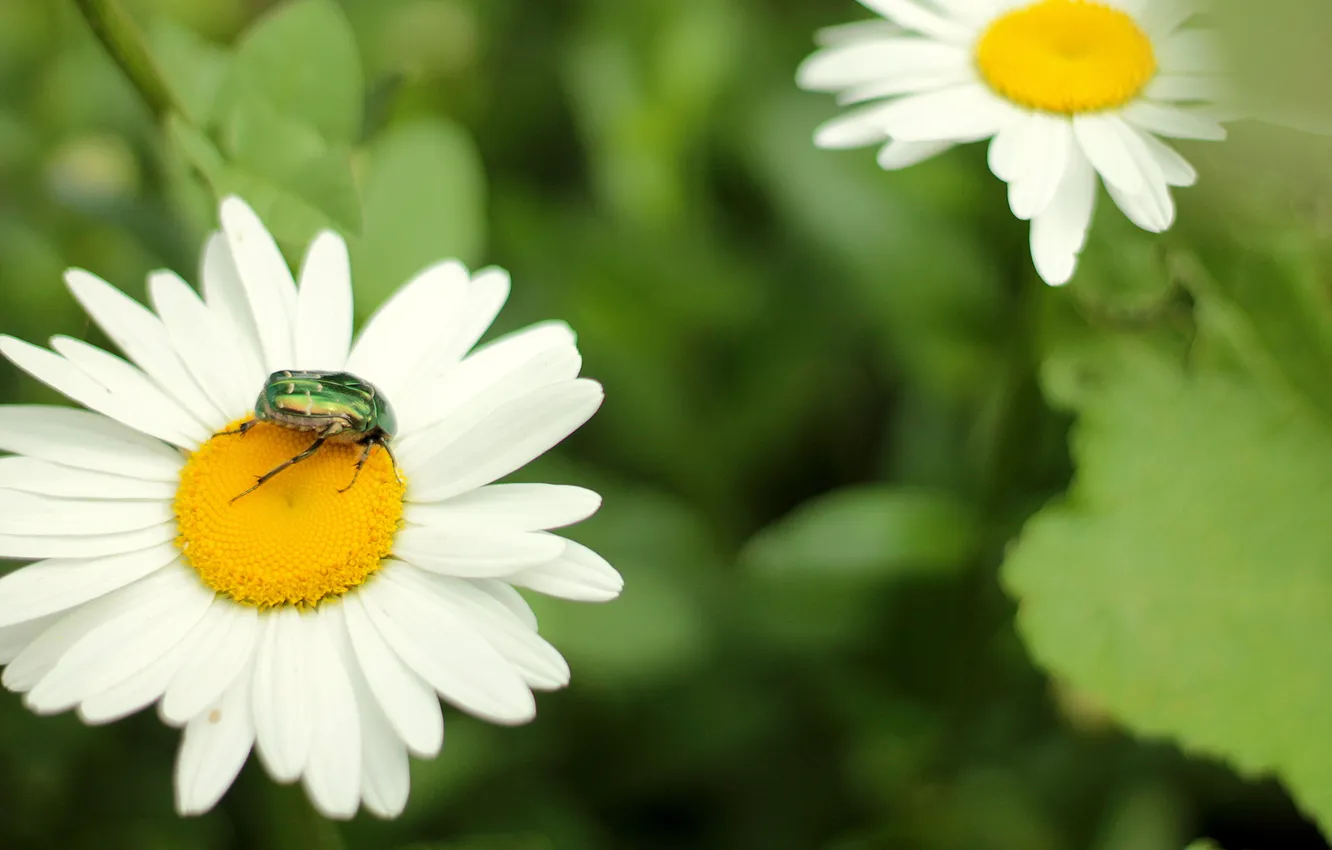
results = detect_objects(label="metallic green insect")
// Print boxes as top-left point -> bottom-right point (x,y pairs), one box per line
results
223,370 -> 400,503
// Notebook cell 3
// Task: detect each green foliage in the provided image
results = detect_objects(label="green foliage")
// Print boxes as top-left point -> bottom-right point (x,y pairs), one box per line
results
744,485 -> 980,581
351,117 -> 486,309
212,0 -> 362,143
162,0 -> 366,246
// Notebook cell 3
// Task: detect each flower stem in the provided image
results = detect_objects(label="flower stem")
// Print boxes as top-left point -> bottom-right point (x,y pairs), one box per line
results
70,0 -> 179,122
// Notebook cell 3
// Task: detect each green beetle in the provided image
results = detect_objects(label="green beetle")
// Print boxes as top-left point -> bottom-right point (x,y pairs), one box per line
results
223,370 -> 400,502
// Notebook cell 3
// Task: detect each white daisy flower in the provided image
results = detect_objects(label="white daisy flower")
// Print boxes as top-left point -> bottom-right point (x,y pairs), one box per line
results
0,197 -> 622,819
797,0 -> 1229,285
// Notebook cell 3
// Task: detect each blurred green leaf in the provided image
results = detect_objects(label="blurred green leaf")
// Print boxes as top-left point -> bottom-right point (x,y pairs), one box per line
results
1091,784 -> 1185,850
1005,334 -> 1332,831
146,19 -> 229,127
213,0 -> 363,144
350,117 -> 485,308
221,95 -> 360,233
526,488 -> 711,686
744,485 -> 979,581
168,111 -> 358,246
397,837 -> 552,850
1174,226 -> 1332,424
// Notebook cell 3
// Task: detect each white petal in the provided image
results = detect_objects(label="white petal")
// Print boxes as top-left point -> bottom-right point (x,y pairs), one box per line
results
448,268 -> 512,363
0,405 -> 182,481
174,658 -> 255,816
815,19 -> 904,46
78,596 -> 229,725
251,607 -> 314,782
51,336 -> 210,444
24,565 -> 212,714
0,523 -> 176,560
0,541 -> 179,627
219,196 -> 297,372
397,567 -> 570,691
3,591 -> 131,692
294,231 -> 354,372
332,615 -> 412,819
797,38 -> 969,92
359,567 -> 536,724
1144,74 -> 1224,103
814,99 -> 899,149
358,697 -> 411,819
63,269 -> 224,428
406,484 -> 601,530
161,604 -> 260,726
1072,113 -> 1145,194
395,342 -> 583,468
506,538 -> 624,603
470,580 -> 539,630
0,336 -> 197,448
1155,28 -> 1219,74
1006,115 -> 1073,220
1029,147 -> 1097,286
1105,180 -> 1174,234
839,66 -> 976,106
300,608 -> 361,819
407,379 -> 604,502
874,84 -> 1013,142
0,490 -> 172,536
0,457 -> 175,500
340,596 -> 444,757
1139,0 -> 1200,39
858,0 -> 974,43
346,261 -> 471,400
200,232 -> 265,375
876,138 -> 954,169
1135,132 -> 1196,187
150,270 -> 261,420
1098,0 -> 1148,13
397,320 -> 580,436
0,615 -> 59,664
395,526 -> 567,578
987,113 -> 1032,182
1100,125 -> 1175,232
1121,101 -> 1226,140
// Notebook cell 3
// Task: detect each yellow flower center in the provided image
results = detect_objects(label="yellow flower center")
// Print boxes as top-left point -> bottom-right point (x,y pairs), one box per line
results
975,0 -> 1156,114
174,418 -> 404,608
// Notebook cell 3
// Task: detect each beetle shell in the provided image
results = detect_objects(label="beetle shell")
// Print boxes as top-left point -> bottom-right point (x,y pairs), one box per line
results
254,370 -> 398,440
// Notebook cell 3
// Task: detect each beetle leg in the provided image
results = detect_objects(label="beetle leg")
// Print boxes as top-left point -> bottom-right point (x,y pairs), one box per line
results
381,441 -> 405,485
229,433 -> 329,503
217,420 -> 259,438
339,436 -> 385,493
339,437 -> 402,493
339,441 -> 373,493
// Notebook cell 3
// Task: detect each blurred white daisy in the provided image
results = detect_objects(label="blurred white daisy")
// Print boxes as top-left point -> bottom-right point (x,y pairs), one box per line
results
0,197 -> 621,819
798,0 -> 1229,285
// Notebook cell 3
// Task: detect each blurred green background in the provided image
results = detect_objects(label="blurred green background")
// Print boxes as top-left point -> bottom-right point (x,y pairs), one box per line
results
0,1 -> 1328,849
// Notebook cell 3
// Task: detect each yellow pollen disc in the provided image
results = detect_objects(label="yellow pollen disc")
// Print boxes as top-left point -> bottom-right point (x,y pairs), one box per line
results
174,418 -> 404,609
975,0 -> 1156,114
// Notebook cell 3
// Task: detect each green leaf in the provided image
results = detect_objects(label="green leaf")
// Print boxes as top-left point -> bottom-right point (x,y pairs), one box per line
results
221,95 -> 361,234
214,0 -> 363,144
146,18 -> 229,126
1004,335 -> 1332,831
167,112 -> 356,248
350,117 -> 485,310
1174,231 -> 1332,424
744,485 -> 980,581
524,488 -> 711,686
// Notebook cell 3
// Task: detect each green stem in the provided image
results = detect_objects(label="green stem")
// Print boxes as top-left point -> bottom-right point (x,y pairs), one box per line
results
70,0 -> 179,122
